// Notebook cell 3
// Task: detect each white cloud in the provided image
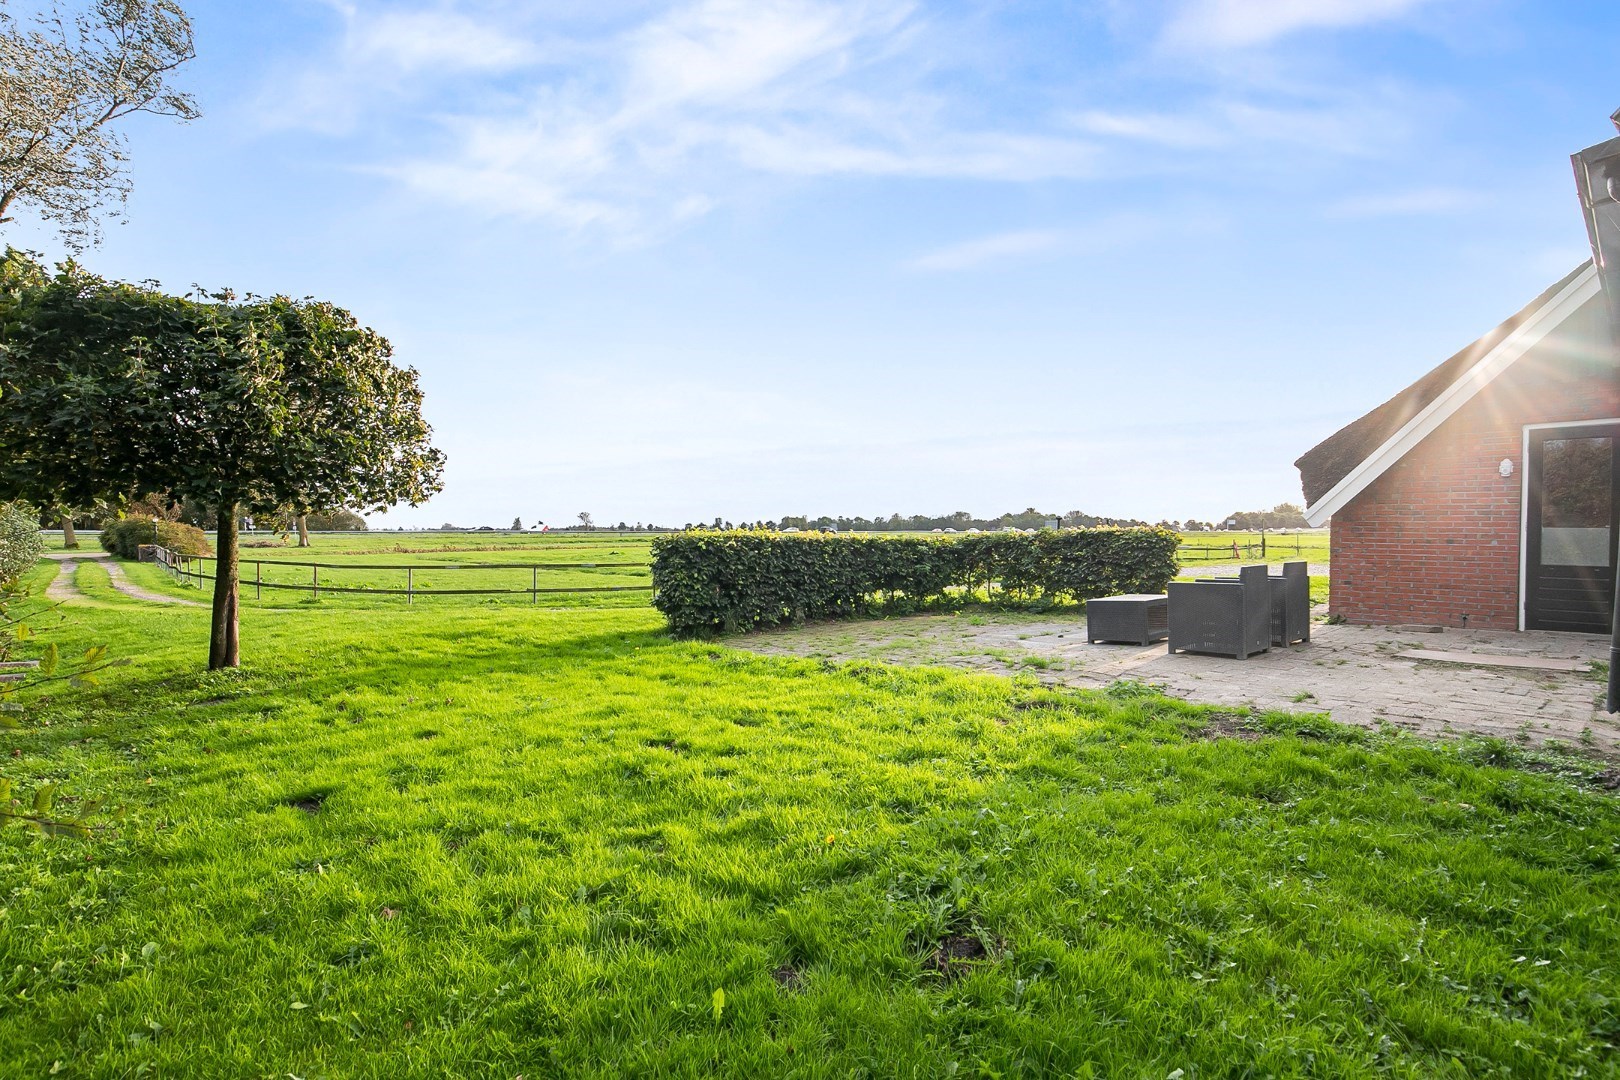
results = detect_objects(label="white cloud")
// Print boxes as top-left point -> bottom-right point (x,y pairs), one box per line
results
259,0 -> 1451,238
905,212 -> 1189,272
1163,0 -> 1439,51
368,0 -> 1100,234
1326,186 -> 1490,218
1069,88 -> 1426,160
353,8 -> 537,72
906,229 -> 1064,271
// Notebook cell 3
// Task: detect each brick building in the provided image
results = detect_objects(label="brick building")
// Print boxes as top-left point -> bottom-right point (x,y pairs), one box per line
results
1296,261 -> 1620,632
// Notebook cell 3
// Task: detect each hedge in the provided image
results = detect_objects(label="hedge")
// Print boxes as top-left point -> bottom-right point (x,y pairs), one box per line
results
651,527 -> 1181,636
99,518 -> 212,560
0,502 -> 43,586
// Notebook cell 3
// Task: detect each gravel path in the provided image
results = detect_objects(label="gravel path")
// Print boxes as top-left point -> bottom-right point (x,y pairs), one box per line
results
42,552 -> 204,607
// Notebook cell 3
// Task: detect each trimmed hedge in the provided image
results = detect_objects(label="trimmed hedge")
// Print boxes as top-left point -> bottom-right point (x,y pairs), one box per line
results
651,527 -> 1181,636
0,502 -> 43,586
99,518 -> 212,559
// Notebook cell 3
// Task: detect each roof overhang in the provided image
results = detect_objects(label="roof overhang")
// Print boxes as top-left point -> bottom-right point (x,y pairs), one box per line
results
1303,263 -> 1603,527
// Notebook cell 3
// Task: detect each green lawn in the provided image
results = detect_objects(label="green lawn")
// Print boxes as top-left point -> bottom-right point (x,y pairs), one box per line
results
2,565 -> 1615,1076
1176,530 -> 1330,568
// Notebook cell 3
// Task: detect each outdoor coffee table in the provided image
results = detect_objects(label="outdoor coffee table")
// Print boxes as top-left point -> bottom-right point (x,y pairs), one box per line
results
1086,593 -> 1170,645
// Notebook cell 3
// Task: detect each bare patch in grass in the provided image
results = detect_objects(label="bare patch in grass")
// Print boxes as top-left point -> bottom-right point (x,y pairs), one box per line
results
284,788 -> 335,815
1190,712 -> 1262,741
925,933 -> 1002,981
771,964 -> 804,991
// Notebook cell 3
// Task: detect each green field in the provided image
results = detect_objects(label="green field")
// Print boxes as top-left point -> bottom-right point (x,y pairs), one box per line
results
48,528 -> 1330,610
2,556 -> 1616,1076
1175,530 -> 1330,567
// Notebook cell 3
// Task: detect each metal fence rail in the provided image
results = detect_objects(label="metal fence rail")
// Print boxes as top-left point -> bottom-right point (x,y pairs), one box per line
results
151,546 -> 654,604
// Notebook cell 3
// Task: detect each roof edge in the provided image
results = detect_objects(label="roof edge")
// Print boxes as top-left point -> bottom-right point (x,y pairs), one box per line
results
1303,263 -> 1603,527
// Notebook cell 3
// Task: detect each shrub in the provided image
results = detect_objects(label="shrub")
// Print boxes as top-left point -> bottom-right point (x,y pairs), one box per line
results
651,527 -> 1180,636
100,518 -> 211,559
0,502 -> 44,585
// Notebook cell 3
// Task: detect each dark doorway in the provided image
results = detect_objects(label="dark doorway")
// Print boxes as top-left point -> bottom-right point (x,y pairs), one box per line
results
1525,423 -> 1620,632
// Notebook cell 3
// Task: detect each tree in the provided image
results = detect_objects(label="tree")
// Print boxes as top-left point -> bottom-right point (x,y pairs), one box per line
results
0,0 -> 200,250
0,254 -> 445,668
512,516 -> 522,531
577,511 -> 593,530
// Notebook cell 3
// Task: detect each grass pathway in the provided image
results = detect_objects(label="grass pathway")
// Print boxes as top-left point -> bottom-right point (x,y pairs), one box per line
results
41,552 -> 204,607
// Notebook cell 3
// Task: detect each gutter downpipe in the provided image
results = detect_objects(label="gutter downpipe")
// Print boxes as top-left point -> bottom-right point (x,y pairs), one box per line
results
1572,109 -> 1620,712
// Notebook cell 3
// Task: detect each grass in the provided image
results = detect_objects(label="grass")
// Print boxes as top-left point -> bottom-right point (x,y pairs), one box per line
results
1,565 -> 1616,1077
48,530 -> 1334,614
1176,530 -> 1330,568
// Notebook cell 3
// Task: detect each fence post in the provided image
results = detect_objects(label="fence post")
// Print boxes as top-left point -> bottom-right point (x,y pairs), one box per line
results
532,566 -> 538,605
312,564 -> 319,600
255,561 -> 261,601
407,567 -> 413,607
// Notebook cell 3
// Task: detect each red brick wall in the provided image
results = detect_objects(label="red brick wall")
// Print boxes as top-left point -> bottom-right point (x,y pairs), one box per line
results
1330,298 -> 1620,628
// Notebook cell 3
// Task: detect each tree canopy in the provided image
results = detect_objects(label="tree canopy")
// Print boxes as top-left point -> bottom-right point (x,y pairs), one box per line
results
0,0 -> 200,250
0,251 -> 445,665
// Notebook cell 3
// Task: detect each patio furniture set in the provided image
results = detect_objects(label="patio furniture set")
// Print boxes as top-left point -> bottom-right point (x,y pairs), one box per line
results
1086,562 -> 1311,659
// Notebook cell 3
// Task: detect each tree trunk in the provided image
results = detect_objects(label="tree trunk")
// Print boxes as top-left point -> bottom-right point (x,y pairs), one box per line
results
61,513 -> 77,550
209,507 -> 240,670
296,513 -> 310,547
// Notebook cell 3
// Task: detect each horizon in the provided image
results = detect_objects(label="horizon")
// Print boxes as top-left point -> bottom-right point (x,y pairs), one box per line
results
4,0 -> 1617,526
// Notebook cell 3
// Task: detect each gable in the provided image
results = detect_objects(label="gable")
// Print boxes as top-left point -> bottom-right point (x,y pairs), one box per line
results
1296,262 -> 1604,526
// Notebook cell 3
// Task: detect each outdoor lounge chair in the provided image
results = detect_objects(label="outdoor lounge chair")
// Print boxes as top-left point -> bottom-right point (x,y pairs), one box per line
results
1270,560 -> 1310,646
1167,564 -> 1271,659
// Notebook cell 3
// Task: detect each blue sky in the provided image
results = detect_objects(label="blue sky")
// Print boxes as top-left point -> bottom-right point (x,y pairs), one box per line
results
9,0 -> 1620,527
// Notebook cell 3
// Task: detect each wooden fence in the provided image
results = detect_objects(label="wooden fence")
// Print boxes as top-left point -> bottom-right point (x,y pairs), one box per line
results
1177,534 -> 1311,562
151,547 -> 653,604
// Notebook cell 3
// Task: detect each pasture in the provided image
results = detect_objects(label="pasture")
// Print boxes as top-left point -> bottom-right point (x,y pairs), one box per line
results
2,552 -> 1617,1077
45,528 -> 1331,611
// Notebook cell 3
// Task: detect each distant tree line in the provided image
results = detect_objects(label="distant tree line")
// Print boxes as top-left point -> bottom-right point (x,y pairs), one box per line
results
1219,503 -> 1311,530
768,508 -> 1152,532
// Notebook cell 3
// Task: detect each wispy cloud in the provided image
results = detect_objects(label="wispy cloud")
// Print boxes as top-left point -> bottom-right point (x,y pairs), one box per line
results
371,0 -> 1108,235
905,212 -> 1198,272
1067,92 -> 1421,158
1162,0 -> 1439,51
256,0 -> 1460,239
906,229 -> 1064,272
1326,186 -> 1490,218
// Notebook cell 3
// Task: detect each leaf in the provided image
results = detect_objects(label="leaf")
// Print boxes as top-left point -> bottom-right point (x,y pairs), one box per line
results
40,642 -> 58,676
82,644 -> 106,664
711,987 -> 725,1022
13,622 -> 29,641
32,783 -> 56,815
290,1001 -> 308,1010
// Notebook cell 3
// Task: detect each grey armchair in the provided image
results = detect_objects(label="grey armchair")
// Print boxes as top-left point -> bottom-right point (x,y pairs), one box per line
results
1270,561 -> 1310,646
1167,564 -> 1272,659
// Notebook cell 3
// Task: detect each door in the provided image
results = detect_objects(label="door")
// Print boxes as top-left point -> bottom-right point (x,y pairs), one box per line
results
1525,424 -> 1620,633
